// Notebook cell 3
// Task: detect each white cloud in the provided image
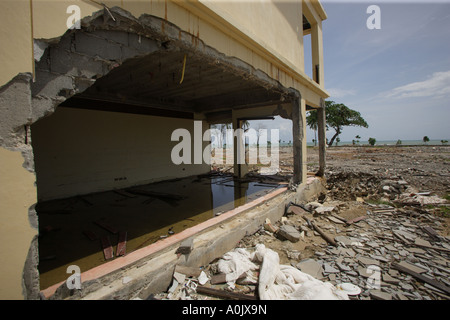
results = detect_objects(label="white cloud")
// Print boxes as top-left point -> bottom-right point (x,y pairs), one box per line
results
385,70 -> 450,99
327,88 -> 357,98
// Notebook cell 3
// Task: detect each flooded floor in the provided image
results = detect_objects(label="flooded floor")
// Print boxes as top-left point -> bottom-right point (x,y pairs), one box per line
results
37,173 -> 287,290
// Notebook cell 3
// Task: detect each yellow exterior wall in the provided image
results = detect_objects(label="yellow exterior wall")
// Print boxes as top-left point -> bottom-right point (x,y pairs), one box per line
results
0,148 -> 37,300
0,0 -> 33,86
1,0 -> 327,104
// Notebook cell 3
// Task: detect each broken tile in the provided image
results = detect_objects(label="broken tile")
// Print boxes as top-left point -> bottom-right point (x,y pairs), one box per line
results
277,225 -> 301,243
382,274 -> 400,285
336,262 -> 351,272
396,260 -> 428,274
357,256 -> 380,266
370,290 -> 392,300
296,259 -> 324,279
323,263 -> 340,274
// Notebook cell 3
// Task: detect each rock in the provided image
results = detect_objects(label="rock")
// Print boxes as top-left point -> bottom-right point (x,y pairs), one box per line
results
370,290 -> 392,300
277,225 -> 301,243
314,206 -> 336,215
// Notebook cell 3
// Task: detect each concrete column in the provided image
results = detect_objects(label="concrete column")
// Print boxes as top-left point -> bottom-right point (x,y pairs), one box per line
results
317,100 -> 326,177
311,21 -> 324,87
232,113 -> 247,178
291,93 -> 307,185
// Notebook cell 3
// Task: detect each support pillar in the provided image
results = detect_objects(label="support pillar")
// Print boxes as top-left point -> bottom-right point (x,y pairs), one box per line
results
311,20 -> 324,86
317,99 -> 326,177
291,92 -> 307,185
232,112 -> 247,178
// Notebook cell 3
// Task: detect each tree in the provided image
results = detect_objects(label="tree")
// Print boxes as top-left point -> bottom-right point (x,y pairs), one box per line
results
423,136 -> 430,144
396,139 -> 402,145
335,137 -> 340,146
306,110 -> 318,146
441,140 -> 448,145
306,101 -> 369,147
355,135 -> 361,144
368,137 -> 376,146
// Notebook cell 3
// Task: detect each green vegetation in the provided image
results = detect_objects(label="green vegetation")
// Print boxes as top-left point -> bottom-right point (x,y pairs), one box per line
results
423,136 -> 430,144
396,139 -> 402,145
368,137 -> 376,146
306,100 -> 369,147
441,140 -> 448,145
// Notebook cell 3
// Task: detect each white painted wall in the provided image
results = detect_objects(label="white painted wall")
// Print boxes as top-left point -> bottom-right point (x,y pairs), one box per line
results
31,107 -> 211,201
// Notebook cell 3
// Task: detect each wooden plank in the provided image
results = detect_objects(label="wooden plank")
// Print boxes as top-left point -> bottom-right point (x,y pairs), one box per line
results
94,220 -> 118,234
196,286 -> 257,300
392,262 -> 450,295
421,226 -> 439,240
101,236 -> 114,260
303,217 -> 337,247
116,231 -> 127,257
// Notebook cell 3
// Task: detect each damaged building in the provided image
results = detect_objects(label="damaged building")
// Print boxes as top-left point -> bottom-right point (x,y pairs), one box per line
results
0,0 -> 328,299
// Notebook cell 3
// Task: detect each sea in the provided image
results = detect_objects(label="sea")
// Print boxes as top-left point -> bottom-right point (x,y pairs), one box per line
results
304,139 -> 449,147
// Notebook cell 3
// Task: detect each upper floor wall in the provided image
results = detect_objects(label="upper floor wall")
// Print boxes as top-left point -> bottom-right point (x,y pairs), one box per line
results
0,0 -> 327,106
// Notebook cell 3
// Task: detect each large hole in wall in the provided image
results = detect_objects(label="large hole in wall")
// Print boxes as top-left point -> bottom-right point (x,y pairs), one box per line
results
31,104 -> 286,291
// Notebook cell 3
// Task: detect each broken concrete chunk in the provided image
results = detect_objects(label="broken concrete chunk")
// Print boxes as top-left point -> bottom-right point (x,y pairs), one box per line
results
305,202 -> 322,211
336,262 -> 351,272
370,290 -> 392,300
414,237 -> 432,247
277,225 -> 301,243
296,259 -> 324,279
323,263 -> 340,274
334,235 -> 353,246
264,218 -> 278,233
176,238 -> 194,254
198,271 -> 209,285
173,271 -> 186,284
314,206 -> 336,215
382,274 -> 400,285
357,256 -> 380,266
396,261 -> 427,274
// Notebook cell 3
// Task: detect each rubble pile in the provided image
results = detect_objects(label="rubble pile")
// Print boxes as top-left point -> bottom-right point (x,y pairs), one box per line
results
150,163 -> 449,300
291,201 -> 450,300
151,193 -> 449,300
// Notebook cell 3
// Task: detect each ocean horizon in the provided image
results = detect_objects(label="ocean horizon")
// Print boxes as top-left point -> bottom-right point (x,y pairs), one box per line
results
305,139 -> 449,147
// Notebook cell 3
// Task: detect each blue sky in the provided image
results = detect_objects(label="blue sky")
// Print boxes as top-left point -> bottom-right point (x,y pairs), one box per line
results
253,0 -> 450,143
